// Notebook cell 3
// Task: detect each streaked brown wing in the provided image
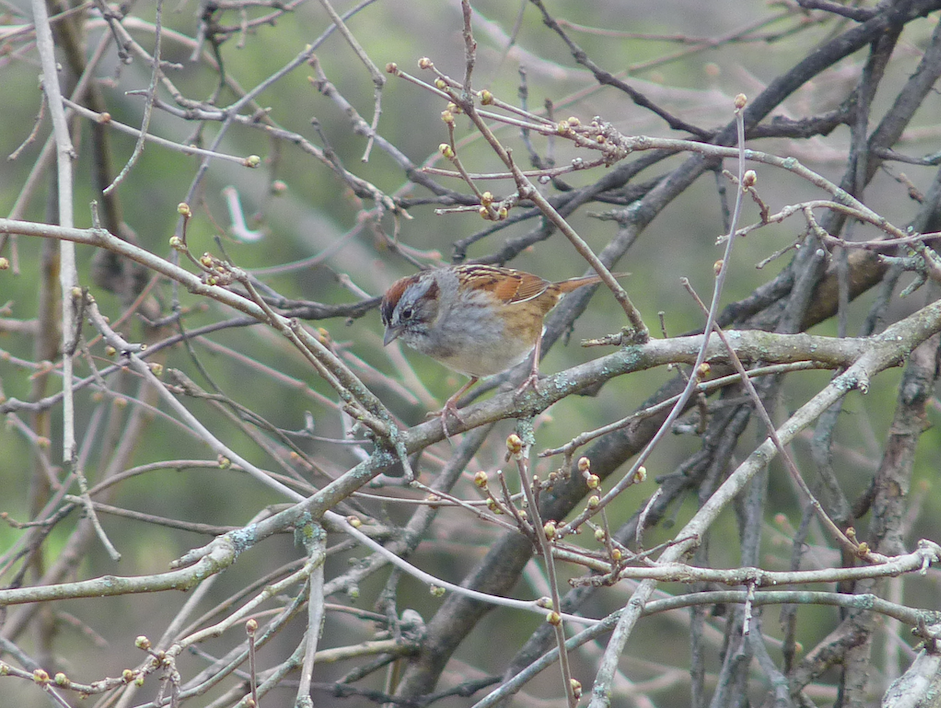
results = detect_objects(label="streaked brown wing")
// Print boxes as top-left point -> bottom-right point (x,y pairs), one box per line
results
458,265 -> 551,304
505,270 -> 552,303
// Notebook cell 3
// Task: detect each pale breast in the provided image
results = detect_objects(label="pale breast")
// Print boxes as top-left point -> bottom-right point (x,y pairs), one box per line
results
408,285 -> 538,378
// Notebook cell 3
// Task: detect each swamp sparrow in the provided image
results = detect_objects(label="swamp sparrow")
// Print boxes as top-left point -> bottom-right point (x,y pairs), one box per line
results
381,264 -> 613,429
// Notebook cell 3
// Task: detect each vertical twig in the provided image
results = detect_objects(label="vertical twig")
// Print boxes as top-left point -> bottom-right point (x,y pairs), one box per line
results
104,0 -> 164,194
509,426 -> 578,708
295,523 -> 327,707
317,0 -> 385,161
30,0 -> 79,469
585,95 -> 751,708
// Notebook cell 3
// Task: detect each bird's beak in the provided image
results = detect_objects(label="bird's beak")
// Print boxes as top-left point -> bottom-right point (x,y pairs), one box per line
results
383,326 -> 402,346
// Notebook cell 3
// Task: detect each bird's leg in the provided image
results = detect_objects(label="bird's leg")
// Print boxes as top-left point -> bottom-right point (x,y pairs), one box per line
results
517,336 -> 544,395
428,376 -> 478,438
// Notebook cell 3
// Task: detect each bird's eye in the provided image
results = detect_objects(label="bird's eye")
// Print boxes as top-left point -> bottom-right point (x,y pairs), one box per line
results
401,306 -> 413,320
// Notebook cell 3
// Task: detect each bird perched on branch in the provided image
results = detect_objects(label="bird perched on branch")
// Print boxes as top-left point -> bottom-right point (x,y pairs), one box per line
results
381,264 -> 619,432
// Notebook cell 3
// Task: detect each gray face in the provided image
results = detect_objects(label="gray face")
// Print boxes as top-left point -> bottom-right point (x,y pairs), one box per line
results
381,276 -> 440,346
